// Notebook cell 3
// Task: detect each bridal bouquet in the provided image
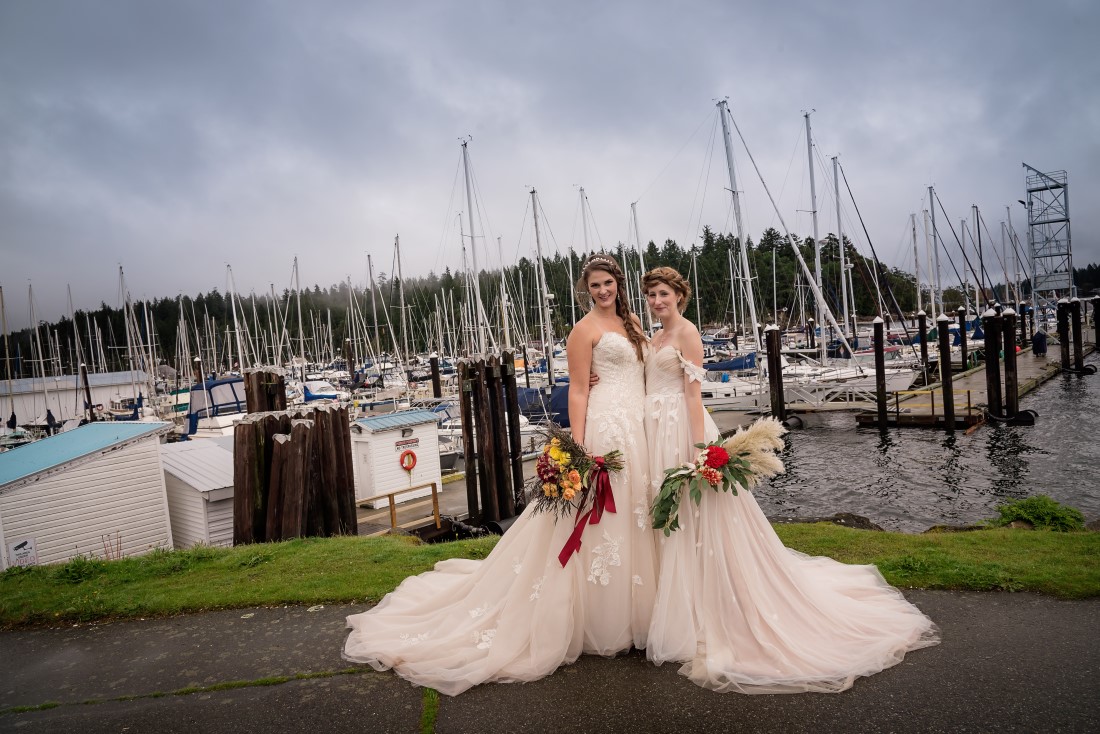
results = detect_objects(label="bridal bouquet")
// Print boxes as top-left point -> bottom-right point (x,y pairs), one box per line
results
525,425 -> 625,567
651,418 -> 787,536
527,425 -> 623,519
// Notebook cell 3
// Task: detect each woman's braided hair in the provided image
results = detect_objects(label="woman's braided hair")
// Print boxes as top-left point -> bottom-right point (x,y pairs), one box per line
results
576,253 -> 645,361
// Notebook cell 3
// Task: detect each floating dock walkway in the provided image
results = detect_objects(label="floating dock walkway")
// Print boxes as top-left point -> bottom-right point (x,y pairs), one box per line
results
855,345 -> 1093,431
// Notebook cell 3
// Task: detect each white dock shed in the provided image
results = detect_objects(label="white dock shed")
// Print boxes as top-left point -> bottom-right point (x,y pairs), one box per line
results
159,438 -> 235,549
351,410 -> 442,508
0,421 -> 173,570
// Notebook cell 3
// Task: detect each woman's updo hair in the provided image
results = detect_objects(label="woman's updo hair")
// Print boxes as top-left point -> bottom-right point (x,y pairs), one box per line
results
576,253 -> 645,361
642,266 -> 692,313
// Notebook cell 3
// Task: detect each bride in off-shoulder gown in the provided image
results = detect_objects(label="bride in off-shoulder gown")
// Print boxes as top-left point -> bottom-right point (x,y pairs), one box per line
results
642,267 -> 939,694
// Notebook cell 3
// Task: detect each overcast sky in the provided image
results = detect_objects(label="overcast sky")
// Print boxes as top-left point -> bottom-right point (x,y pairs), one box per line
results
2,0 -> 1097,329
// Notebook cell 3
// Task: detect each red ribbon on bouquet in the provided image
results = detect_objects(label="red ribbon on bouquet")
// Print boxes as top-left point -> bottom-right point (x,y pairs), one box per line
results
557,456 -> 617,567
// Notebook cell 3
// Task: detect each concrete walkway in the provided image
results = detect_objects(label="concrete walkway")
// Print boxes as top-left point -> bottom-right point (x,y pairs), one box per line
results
3,591 -> 1098,733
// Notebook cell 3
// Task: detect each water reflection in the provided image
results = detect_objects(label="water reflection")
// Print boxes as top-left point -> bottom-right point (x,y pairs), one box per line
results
756,356 -> 1100,532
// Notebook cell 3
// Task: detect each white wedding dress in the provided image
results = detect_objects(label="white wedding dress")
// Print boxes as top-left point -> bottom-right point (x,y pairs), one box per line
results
644,346 -> 940,694
343,332 -> 657,695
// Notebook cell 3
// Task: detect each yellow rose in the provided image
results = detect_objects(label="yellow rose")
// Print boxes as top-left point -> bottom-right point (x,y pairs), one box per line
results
550,437 -> 561,448
563,487 -> 576,501
548,446 -> 562,462
559,452 -> 571,466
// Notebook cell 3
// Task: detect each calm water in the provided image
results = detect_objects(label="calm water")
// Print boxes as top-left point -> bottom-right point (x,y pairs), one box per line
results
752,354 -> 1100,532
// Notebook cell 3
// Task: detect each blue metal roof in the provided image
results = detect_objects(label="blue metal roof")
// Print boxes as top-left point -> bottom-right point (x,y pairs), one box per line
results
0,421 -> 170,489
354,410 -> 439,433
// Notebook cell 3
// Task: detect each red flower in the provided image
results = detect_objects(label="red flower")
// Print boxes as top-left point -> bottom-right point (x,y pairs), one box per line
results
703,445 -> 730,469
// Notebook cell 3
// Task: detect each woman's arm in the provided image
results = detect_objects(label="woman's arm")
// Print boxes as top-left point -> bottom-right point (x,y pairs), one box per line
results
566,322 -> 594,445
679,326 -> 707,445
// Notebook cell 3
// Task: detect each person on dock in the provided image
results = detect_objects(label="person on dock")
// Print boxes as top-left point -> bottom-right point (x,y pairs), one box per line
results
1032,327 -> 1048,357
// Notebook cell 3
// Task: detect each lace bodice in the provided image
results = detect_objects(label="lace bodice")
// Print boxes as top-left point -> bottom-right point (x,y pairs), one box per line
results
645,346 -> 705,397
583,332 -> 646,453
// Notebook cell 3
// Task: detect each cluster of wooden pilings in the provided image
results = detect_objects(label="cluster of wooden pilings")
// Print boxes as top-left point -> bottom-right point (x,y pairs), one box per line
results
232,372 -> 356,545
1056,298 -> 1097,376
457,351 -> 525,529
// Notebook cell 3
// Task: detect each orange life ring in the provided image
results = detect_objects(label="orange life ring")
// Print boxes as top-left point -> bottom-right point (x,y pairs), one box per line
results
399,449 -> 417,471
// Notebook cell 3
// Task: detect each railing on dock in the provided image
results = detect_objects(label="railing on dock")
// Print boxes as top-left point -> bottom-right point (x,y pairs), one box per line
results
357,481 -> 442,536
892,389 -> 976,421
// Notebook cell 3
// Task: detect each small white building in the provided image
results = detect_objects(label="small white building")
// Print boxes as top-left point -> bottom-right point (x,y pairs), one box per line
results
351,410 -> 442,508
159,438 -> 235,549
0,421 -> 173,570
0,370 -> 152,425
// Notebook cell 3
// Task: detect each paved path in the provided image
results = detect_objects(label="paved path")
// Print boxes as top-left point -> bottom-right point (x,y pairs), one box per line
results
3,591 -> 1098,733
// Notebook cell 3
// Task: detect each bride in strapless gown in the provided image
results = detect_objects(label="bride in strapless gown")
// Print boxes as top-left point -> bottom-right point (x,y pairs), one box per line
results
343,254 -> 657,696
642,267 -> 939,694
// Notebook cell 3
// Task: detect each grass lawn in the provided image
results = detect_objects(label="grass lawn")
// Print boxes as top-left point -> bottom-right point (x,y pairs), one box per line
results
2,525 -> 1097,629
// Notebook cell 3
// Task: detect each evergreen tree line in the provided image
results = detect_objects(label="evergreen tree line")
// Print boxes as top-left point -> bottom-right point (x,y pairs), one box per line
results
3,228 -> 1097,380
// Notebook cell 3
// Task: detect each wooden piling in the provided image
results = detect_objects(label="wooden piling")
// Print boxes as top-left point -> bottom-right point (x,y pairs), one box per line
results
473,357 -> 500,523
430,355 -> 442,398
232,419 -> 257,545
957,306 -> 969,371
917,311 -> 929,385
500,351 -> 525,513
458,361 -> 481,525
937,314 -> 955,431
1071,298 -> 1084,372
243,368 -> 287,414
1003,309 -> 1020,418
983,310 -> 1004,417
1019,302 -> 1029,348
1057,299 -> 1071,370
231,405 -> 355,545
79,363 -> 96,422
765,325 -> 786,421
873,318 -> 888,429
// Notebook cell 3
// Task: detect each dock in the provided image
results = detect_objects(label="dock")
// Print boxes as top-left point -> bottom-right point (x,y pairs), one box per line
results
855,345 -> 1091,430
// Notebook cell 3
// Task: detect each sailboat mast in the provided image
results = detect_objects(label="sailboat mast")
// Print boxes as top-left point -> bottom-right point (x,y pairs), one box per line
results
803,112 -> 826,360
929,186 -> 944,315
497,235 -> 512,349
367,253 -> 380,357
531,188 -> 555,387
395,234 -> 409,361
294,256 -> 305,371
460,140 -> 487,355
912,213 -> 922,316
0,286 -> 15,421
631,202 -> 652,332
717,100 -> 760,351
832,156 -> 850,337
691,248 -> 702,331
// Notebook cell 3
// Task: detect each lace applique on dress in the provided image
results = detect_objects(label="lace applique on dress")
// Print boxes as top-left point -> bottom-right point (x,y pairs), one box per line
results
632,574 -> 644,586
399,632 -> 429,645
529,576 -> 545,601
512,557 -> 522,574
473,628 -> 496,649
588,531 -> 622,586
634,499 -> 648,529
469,604 -> 488,619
